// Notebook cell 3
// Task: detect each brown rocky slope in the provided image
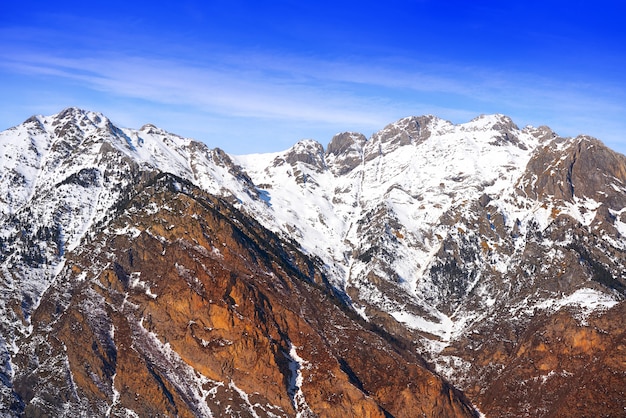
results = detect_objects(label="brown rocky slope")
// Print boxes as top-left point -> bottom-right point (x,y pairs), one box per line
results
428,135 -> 626,417
10,173 -> 478,417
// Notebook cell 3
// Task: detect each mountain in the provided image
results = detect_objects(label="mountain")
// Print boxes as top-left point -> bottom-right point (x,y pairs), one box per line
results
0,107 -> 624,416
235,115 -> 626,416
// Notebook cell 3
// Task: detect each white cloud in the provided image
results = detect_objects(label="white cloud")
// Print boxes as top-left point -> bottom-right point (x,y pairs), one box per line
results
0,52 -> 398,127
1,37 -> 625,154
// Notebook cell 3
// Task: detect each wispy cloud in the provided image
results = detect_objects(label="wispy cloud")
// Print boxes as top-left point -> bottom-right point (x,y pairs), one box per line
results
0,51 -> 397,127
1,25 -> 625,154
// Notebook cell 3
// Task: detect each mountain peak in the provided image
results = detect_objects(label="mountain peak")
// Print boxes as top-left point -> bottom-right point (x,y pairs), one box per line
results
138,123 -> 182,139
326,132 -> 367,155
51,106 -> 108,128
522,124 -> 559,142
521,133 -> 626,205
325,132 -> 367,175
372,115 -> 448,148
465,113 -> 519,131
281,139 -> 326,170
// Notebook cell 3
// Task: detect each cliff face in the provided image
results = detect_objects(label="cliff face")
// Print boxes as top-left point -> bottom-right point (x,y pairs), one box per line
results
473,303 -> 626,418
9,174 -> 476,417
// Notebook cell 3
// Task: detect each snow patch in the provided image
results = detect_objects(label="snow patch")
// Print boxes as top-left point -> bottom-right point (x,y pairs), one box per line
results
531,288 -> 619,323
390,310 -> 453,341
283,342 -> 313,417
129,272 -> 157,299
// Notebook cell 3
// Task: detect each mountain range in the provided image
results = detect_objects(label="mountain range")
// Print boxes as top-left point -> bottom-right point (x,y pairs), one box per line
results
0,107 -> 624,417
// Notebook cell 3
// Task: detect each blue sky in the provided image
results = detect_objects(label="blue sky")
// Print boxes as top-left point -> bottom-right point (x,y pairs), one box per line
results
1,1 -> 625,155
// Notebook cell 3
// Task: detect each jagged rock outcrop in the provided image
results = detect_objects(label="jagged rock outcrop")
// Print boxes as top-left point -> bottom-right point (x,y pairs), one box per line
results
325,132 -> 367,175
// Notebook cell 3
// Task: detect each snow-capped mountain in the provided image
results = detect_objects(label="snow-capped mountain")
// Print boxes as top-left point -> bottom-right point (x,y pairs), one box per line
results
0,107 -> 624,417
236,114 -> 624,334
0,107 -> 259,320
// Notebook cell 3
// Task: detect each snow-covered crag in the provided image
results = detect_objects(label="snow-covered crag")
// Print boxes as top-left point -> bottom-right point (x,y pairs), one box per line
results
237,114 -> 625,335
0,108 -> 258,322
0,107 -> 624,416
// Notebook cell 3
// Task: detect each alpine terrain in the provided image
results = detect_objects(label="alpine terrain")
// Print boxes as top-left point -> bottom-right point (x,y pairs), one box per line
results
0,107 -> 624,417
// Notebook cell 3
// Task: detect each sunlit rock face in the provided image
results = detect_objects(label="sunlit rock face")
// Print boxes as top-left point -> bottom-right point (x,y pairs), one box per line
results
7,174 -> 476,417
0,107 -> 625,417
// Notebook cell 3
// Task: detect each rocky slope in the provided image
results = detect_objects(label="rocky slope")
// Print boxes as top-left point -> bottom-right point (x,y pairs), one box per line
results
8,173 -> 475,417
0,107 -> 624,416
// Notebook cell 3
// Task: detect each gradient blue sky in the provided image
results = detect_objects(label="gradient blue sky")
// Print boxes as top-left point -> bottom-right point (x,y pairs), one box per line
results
1,1 -> 625,154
